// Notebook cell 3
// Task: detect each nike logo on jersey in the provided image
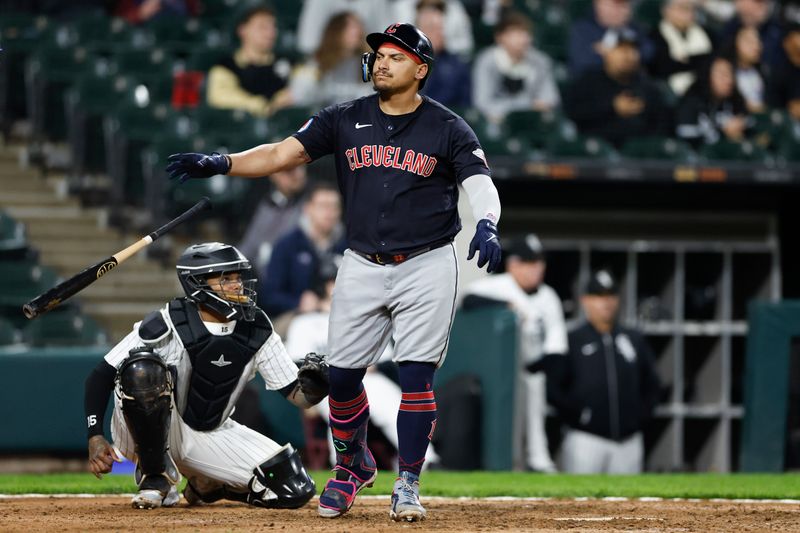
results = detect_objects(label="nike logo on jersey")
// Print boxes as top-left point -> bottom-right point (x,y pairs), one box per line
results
355,122 -> 373,129
210,354 -> 232,367
345,145 -> 438,177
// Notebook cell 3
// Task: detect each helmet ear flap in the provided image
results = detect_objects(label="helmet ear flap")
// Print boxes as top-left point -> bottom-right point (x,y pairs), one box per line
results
361,52 -> 375,82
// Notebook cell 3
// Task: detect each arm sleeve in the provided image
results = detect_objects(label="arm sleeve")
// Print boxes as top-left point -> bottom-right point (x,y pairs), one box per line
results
461,174 -> 501,224
206,65 -> 270,117
291,104 -> 337,161
255,331 -> 301,391
84,359 -> 117,439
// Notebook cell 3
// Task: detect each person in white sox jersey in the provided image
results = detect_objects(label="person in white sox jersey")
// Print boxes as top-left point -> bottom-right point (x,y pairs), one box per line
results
84,242 -> 328,510
166,22 -> 503,522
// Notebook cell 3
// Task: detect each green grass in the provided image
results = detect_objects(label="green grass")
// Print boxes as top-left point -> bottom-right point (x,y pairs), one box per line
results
1,471 -> 799,499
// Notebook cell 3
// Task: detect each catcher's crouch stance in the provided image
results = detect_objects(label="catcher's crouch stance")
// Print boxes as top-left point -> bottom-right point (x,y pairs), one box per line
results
83,242 -> 329,509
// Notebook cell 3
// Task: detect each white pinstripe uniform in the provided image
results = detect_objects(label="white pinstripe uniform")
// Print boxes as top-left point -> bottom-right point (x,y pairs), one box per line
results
105,304 -> 299,491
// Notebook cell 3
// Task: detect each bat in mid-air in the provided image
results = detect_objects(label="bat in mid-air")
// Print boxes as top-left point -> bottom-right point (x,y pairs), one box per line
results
22,197 -> 212,319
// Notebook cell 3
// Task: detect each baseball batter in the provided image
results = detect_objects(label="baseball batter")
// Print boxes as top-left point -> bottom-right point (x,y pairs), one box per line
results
166,22 -> 502,522
84,242 -> 329,509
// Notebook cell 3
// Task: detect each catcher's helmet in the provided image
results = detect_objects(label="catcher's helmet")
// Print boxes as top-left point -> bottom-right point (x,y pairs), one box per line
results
176,242 -> 257,321
362,22 -> 435,89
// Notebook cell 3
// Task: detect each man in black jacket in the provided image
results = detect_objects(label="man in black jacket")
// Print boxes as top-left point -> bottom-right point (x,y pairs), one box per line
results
546,269 -> 661,473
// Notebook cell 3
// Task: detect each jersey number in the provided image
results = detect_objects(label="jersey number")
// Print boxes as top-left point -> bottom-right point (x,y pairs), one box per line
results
87,415 -> 97,428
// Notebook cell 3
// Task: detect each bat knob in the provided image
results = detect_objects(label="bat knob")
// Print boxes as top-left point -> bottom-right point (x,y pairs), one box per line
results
22,304 -> 38,319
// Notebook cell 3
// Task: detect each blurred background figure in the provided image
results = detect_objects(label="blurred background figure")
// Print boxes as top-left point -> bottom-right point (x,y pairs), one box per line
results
719,0 -> 783,67
769,22 -> 800,124
649,0 -> 714,98
722,25 -> 768,113
206,3 -> 293,117
565,27 -> 671,148
568,0 -> 655,78
462,234 -> 567,473
285,258 -> 439,470
472,11 -> 560,125
295,0 -> 394,55
289,11 -> 372,107
114,0 -> 197,24
260,182 -> 346,333
546,270 -> 661,474
676,55 -> 750,146
394,0 -> 474,56
416,0 -> 472,108
237,166 -> 308,274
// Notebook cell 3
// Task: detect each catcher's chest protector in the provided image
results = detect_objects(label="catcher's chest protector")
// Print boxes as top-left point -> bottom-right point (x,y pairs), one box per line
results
167,298 -> 272,430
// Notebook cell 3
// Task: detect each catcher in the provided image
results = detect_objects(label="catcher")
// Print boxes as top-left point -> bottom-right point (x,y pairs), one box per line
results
83,242 -> 329,509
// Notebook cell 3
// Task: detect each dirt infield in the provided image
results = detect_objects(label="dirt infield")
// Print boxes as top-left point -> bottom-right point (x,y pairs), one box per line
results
1,496 -> 799,532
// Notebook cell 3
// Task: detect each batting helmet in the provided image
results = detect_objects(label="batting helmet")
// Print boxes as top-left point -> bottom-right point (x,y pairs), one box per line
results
176,242 -> 258,321
362,22 -> 435,89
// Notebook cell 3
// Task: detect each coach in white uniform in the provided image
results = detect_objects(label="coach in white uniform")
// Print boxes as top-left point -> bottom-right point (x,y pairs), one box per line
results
83,243 -> 327,509
462,234 -> 567,472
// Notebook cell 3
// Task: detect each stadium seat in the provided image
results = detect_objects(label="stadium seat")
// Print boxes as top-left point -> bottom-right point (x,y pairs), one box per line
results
699,139 -> 771,163
620,136 -> 696,162
778,136 -> 800,163
750,109 -> 790,150
194,106 -> 269,143
534,6 -> 569,62
268,106 -> 316,140
0,316 -> 21,346
0,14 -> 49,134
0,211 -> 27,255
22,310 -> 108,347
545,132 -> 618,160
0,260 -> 60,313
505,109 -> 566,148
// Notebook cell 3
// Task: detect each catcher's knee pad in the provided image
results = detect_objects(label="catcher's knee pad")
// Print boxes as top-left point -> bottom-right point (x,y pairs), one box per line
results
118,347 -> 173,477
247,444 -> 315,509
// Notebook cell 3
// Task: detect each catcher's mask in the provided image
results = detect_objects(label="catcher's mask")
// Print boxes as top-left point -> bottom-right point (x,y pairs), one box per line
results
361,22 -> 435,89
176,242 -> 257,321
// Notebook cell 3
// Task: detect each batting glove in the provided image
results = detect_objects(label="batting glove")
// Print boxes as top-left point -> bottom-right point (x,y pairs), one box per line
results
467,218 -> 502,273
166,152 -> 231,183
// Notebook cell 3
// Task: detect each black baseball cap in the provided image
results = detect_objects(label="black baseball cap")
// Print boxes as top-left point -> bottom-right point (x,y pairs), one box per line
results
584,269 -> 619,295
601,26 -> 639,49
504,234 -> 545,262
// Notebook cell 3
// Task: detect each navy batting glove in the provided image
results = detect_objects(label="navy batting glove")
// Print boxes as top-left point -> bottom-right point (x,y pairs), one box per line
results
166,152 -> 231,183
467,218 -> 501,273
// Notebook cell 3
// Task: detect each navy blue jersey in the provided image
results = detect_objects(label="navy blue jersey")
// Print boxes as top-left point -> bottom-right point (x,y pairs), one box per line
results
292,94 -> 491,255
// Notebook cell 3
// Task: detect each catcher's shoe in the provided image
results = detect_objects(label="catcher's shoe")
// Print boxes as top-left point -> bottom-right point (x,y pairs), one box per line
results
317,448 -> 377,518
389,471 -> 426,522
131,474 -> 180,509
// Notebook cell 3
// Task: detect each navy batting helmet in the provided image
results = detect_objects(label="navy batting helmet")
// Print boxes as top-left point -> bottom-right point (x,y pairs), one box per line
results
176,242 -> 258,321
362,22 -> 435,89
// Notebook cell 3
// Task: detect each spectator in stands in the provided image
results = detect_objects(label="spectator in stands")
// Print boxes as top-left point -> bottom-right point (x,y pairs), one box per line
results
568,0 -> 655,78
261,182 -> 347,328
289,11 -> 373,108
472,11 -> 560,125
461,234 -> 567,473
722,25 -> 769,113
676,55 -> 750,146
205,4 -> 293,117
237,166 -> 308,274
719,0 -> 784,67
649,0 -> 714,98
769,22 -> 800,122
285,258 -> 439,470
546,270 -> 661,474
296,0 -> 395,56
394,0 -> 474,57
114,0 -> 197,24
416,0 -> 472,108
564,27 -> 671,148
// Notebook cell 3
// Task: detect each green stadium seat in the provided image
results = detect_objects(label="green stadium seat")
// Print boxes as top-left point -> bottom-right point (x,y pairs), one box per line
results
0,260 -> 60,311
534,7 -> 569,62
504,109 -> 565,148
111,46 -> 173,78
621,136 -> 696,162
0,211 -> 27,253
546,132 -> 618,160
268,106 -> 316,140
0,317 -> 21,346
0,14 -> 49,133
778,136 -> 800,163
194,106 -> 269,141
480,135 -> 531,157
699,139 -> 771,163
22,310 -> 108,347
750,109 -> 790,150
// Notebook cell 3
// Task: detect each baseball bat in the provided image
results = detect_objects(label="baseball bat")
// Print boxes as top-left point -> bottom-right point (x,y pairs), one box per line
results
22,197 -> 212,319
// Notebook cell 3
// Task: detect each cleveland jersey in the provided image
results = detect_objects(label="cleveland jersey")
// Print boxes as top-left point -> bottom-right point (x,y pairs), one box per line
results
293,94 -> 491,255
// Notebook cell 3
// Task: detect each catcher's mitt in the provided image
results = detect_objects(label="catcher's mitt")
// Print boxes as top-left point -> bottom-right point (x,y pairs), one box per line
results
297,352 -> 329,405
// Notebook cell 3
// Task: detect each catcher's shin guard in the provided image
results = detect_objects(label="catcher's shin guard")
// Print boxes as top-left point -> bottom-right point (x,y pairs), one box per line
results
118,348 -> 173,480
246,444 -> 315,508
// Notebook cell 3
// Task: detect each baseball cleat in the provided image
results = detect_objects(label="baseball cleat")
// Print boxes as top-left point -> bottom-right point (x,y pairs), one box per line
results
131,474 -> 179,509
317,448 -> 377,518
389,471 -> 426,522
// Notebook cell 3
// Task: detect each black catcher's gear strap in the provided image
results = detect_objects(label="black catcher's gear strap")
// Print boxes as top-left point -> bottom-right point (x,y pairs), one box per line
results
296,352 -> 329,405
84,359 -> 117,438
